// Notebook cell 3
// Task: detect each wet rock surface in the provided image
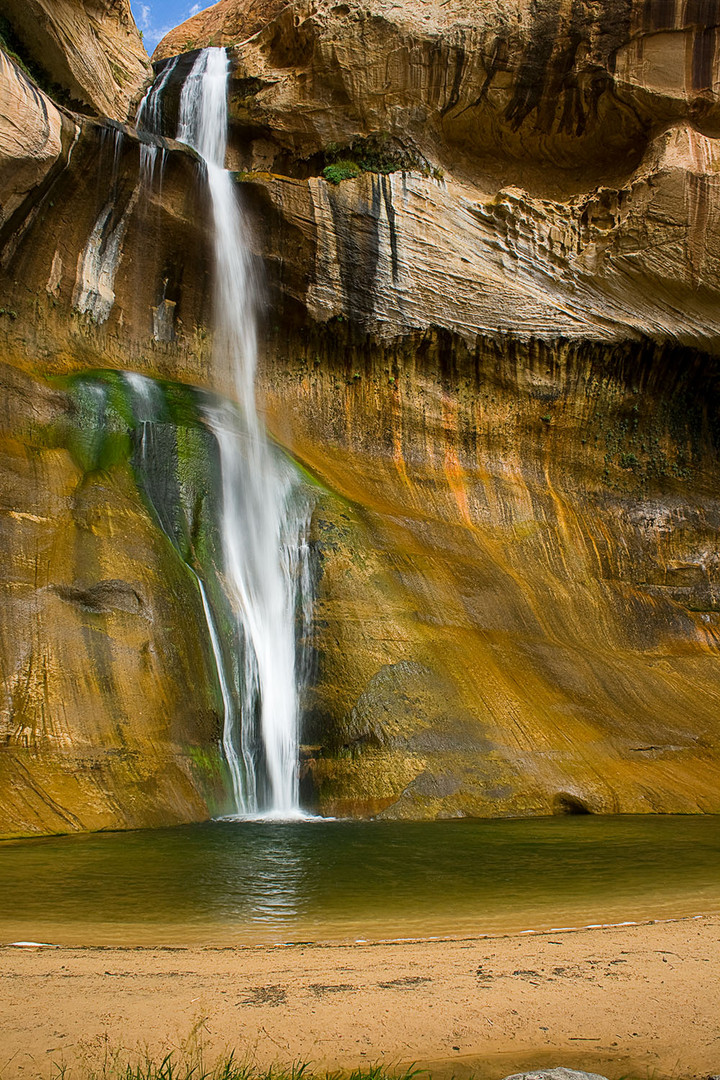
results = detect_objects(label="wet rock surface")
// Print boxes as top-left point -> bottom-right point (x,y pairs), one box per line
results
0,362 -> 228,836
3,0 -> 720,828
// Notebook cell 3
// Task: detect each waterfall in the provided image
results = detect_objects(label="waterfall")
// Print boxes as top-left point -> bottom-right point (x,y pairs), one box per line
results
133,46 -> 311,818
136,57 -> 177,188
137,57 -> 179,134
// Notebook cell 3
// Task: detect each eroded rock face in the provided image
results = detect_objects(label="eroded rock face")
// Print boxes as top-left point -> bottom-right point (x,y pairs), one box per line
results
237,133 -> 720,349
153,0 -> 720,349
216,0 -> 720,188
3,0 -> 720,828
153,0 -> 292,62
267,325 -> 720,819
0,362 -> 228,837
134,0 -> 720,817
0,0 -> 150,121
0,56 -> 218,393
0,53 -> 68,230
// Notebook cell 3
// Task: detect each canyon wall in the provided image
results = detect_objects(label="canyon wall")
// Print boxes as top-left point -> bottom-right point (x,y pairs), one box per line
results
2,0 -> 720,832
0,0 -> 149,120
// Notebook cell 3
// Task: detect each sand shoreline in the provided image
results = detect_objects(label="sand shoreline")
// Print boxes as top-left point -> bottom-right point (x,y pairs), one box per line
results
1,909 -> 712,952
1,915 -> 718,1079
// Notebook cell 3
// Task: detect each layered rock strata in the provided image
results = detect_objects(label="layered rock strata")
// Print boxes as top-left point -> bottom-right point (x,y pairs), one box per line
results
2,0 -> 720,830
266,326 -> 720,817
153,0 -> 291,62
0,0 -> 150,121
0,52 -> 216,391
166,0 -> 720,817
0,361 -> 229,836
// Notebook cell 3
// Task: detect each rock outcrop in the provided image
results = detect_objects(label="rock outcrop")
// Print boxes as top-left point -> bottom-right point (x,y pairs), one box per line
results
0,51 -> 68,230
0,361 -> 229,836
0,52 -> 215,390
154,0 -> 720,817
153,0 -> 291,62
0,0 -> 150,121
206,0 -> 720,344
267,326 -> 720,818
3,0 -> 720,830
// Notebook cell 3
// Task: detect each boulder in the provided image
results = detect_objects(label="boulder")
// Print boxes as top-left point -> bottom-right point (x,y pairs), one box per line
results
501,1070 -> 610,1080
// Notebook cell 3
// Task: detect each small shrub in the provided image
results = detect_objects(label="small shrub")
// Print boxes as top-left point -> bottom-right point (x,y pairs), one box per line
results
323,160 -> 361,184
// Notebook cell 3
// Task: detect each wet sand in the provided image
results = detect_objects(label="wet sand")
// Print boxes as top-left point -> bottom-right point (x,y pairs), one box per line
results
1,916 -> 718,1079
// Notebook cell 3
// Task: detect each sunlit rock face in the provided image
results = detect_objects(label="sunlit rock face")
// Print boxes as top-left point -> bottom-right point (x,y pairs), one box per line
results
0,52 -> 66,230
153,0 -> 720,818
0,55 -> 217,392
0,52 -> 230,836
0,362 -> 230,837
264,327 -> 720,819
191,0 -> 720,349
2,0 -> 720,832
152,0 -> 291,62
0,0 -> 150,121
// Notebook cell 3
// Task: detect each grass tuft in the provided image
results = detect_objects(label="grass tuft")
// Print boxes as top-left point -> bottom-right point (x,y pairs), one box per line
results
55,1055 -> 427,1080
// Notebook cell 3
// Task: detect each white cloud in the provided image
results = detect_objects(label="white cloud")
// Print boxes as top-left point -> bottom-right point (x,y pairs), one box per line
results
148,23 -> 175,47
139,4 -> 151,29
189,4 -> 201,14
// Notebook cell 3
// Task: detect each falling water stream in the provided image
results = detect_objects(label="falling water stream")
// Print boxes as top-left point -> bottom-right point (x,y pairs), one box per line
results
132,48 -> 312,818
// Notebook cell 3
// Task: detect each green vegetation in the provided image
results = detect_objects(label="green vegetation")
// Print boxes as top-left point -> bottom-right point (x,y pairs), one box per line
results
582,368 -> 700,492
186,746 -> 232,815
49,371 -> 135,475
56,1055 -> 426,1080
323,160 -> 362,185
0,16 -> 32,79
319,135 -> 444,183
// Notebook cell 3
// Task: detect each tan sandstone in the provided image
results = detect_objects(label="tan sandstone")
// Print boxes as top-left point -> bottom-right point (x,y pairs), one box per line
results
0,0 -> 150,121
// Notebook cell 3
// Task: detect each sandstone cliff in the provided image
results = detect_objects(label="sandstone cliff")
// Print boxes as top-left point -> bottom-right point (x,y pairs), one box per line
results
153,0 -> 292,62
0,51 -> 68,231
2,0 -> 720,832
0,362 -> 230,836
0,49 -> 230,834
0,0 -> 150,121
159,0 -> 720,818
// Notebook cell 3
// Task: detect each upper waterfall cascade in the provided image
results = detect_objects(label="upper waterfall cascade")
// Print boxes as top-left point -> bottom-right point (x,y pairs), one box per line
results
138,47 -> 312,819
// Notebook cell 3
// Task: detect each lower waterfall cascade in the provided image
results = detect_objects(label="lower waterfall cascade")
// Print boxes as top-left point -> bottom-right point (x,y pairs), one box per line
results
136,48 -> 313,819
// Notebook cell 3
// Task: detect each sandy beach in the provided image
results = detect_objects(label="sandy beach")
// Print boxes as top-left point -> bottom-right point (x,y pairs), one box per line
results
1,915 -> 718,1079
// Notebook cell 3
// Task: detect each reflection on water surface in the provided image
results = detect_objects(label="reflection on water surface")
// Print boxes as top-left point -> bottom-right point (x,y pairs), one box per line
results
1,815 -> 718,946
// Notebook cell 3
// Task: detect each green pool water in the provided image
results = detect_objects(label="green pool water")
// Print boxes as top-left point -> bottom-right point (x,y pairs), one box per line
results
0,815 -> 718,947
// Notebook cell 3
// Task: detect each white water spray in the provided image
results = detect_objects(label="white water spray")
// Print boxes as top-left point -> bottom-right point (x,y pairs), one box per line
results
175,48 -> 310,819
136,57 -> 177,188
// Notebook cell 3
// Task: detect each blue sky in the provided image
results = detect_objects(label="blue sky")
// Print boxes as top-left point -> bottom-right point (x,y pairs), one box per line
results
130,1 -> 213,54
